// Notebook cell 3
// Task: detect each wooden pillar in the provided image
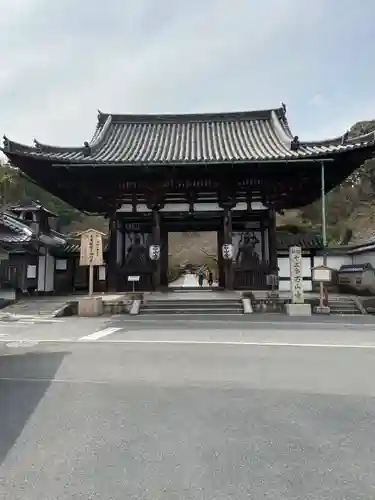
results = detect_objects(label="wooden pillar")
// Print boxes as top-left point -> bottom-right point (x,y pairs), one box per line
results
121,225 -> 126,267
107,215 -> 118,292
223,206 -> 234,290
146,183 -> 165,290
260,220 -> 266,263
160,224 -> 169,287
268,207 -> 278,273
152,208 -> 161,290
217,229 -> 224,288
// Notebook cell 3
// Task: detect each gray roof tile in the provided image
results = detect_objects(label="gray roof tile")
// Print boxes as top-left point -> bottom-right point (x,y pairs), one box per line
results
276,232 -> 322,250
0,212 -> 33,244
3,107 -> 375,165
0,212 -> 66,247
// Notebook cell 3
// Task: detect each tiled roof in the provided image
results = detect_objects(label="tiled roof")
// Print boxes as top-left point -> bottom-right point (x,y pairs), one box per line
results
276,232 -> 323,250
3,107 -> 375,165
57,242 -> 82,254
50,230 -> 67,246
39,231 -> 67,247
0,212 -> 34,244
9,201 -> 58,217
339,264 -> 373,272
0,212 -> 66,247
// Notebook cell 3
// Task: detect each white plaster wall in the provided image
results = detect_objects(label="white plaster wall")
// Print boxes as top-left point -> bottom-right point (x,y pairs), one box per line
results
37,255 -> 45,291
277,253 -> 373,293
45,253 -> 54,292
37,252 -> 55,291
352,251 -> 375,266
161,203 -> 189,212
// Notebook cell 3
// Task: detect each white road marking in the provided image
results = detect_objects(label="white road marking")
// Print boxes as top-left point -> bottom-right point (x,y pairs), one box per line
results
69,340 -> 375,349
116,318 -> 375,328
5,341 -> 40,348
1,338 -> 375,349
0,318 -> 64,325
0,376 -> 115,385
0,338 -> 74,343
80,327 -> 122,341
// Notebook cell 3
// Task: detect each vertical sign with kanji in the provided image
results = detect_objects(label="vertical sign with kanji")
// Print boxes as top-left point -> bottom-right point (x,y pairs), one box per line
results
79,229 -> 104,296
289,245 -> 304,304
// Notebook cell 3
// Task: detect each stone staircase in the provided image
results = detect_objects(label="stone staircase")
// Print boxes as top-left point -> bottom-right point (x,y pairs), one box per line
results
141,292 -> 243,317
327,297 -> 363,315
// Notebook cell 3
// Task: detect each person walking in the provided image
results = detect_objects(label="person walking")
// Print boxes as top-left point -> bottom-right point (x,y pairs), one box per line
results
197,268 -> 205,287
208,269 -> 213,287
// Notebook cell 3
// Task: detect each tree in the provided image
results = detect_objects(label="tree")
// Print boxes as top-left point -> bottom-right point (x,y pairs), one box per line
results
299,119 -> 375,243
0,160 -> 92,231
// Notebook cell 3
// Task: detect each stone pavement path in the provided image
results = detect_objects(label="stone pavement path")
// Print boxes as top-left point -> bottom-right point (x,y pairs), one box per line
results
0,296 -> 72,318
169,272 -> 218,288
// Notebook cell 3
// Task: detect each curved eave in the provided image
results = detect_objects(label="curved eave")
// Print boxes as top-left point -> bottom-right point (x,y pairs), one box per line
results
3,141 -> 375,167
2,113 -> 112,158
3,105 -> 375,166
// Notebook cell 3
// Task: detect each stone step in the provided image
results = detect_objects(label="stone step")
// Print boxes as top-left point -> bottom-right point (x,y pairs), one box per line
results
329,307 -> 359,310
141,298 -> 243,315
143,306 -> 243,313
144,300 -> 240,308
328,299 -> 361,314
329,303 -> 358,309
142,308 -> 243,315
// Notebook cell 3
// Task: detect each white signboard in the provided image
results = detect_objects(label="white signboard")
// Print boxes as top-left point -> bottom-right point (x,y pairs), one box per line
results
98,266 -> 106,281
55,259 -> 68,271
289,245 -> 304,304
222,243 -> 233,260
128,276 -> 140,282
312,266 -> 332,283
26,264 -> 37,279
79,229 -> 104,266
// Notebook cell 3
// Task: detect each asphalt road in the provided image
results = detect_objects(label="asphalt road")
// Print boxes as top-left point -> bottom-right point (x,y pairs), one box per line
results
1,321 -> 375,499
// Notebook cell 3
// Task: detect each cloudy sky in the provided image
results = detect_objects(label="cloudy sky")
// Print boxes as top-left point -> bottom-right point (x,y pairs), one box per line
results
1,0 -> 375,147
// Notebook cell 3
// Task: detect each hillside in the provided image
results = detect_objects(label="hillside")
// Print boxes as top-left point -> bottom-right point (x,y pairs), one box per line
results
296,119 -> 375,243
0,164 -> 107,234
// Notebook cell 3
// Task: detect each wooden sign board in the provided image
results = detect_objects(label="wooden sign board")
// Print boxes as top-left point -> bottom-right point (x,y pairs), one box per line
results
312,265 -> 332,283
79,229 -> 104,267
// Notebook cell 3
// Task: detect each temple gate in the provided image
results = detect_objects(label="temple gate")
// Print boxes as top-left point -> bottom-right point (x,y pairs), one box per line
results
3,104 -> 375,292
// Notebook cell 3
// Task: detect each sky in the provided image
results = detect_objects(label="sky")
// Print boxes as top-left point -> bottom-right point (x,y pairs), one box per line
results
1,0 -> 375,147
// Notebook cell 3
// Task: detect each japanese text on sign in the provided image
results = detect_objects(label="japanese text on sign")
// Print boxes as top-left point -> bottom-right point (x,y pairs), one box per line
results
289,245 -> 304,304
222,244 -> 233,260
149,245 -> 160,261
80,230 -> 104,266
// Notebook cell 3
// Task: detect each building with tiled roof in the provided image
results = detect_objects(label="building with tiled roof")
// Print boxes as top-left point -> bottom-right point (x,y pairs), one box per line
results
0,203 -> 66,295
2,104 -> 375,292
